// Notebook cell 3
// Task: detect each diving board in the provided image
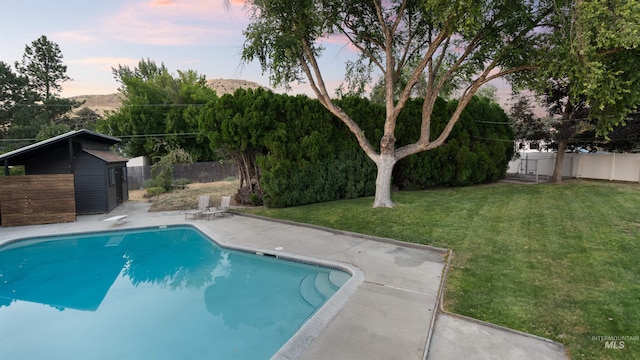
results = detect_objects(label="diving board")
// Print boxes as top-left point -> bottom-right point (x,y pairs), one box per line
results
103,215 -> 128,224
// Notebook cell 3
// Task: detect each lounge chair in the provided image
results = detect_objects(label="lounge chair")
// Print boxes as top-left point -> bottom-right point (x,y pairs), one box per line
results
201,195 -> 231,220
184,195 -> 210,219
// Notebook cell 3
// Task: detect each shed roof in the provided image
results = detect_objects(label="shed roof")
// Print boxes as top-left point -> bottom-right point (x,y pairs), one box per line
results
83,149 -> 129,163
0,129 -> 122,165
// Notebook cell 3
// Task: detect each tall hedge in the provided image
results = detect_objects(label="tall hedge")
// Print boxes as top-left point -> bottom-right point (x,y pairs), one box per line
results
261,95 -> 512,207
392,96 -> 514,189
258,95 -> 378,208
201,89 -> 514,208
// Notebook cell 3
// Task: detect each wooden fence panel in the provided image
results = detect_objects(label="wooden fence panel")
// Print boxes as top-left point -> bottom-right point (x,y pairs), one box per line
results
0,174 -> 76,226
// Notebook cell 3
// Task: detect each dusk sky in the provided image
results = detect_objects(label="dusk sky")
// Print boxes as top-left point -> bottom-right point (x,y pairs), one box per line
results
1,0 -> 517,108
0,0 -> 358,98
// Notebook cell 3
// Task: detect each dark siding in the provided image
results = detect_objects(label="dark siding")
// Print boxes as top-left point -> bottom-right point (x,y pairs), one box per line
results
74,153 -> 108,214
11,136 -> 126,215
80,140 -> 111,151
24,145 -> 70,174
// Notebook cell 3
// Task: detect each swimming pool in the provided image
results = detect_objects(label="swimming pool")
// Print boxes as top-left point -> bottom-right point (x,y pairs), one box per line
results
0,225 -> 352,359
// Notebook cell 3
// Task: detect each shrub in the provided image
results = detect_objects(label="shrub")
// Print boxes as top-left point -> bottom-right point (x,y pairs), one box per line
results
173,178 -> 191,186
150,158 -> 173,191
142,179 -> 161,189
151,146 -> 194,192
144,187 -> 165,198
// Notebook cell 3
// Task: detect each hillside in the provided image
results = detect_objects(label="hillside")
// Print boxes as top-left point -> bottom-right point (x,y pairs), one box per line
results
71,79 -> 266,115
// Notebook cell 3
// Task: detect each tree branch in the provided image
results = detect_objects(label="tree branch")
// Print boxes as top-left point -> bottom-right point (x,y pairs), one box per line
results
298,37 -> 379,160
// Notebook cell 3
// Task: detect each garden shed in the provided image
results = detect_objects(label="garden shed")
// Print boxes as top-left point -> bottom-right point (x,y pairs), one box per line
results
0,130 -> 128,225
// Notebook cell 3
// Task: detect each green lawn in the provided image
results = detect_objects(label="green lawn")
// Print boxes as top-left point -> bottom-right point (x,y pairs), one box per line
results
242,179 -> 640,359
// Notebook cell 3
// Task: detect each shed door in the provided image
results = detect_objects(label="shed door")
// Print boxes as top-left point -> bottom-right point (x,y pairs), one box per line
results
115,167 -> 123,204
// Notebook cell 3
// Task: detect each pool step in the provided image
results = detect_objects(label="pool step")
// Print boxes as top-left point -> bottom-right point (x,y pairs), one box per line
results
300,271 -> 349,308
329,270 -> 350,288
300,274 -> 325,307
314,272 -> 338,298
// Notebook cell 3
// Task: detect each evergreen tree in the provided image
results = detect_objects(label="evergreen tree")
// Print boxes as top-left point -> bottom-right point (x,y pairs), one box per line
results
1,36 -> 80,149
14,35 -> 70,100
0,61 -> 35,143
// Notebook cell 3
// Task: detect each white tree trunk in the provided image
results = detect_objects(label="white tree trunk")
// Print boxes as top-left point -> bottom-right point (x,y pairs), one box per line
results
373,154 -> 396,208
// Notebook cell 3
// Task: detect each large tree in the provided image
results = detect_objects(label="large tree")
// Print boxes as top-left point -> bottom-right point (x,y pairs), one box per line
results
0,61 -> 34,141
198,88 -> 280,203
509,95 -> 553,150
241,0 -> 561,207
14,35 -> 70,100
517,0 -> 640,182
1,36 -> 80,149
102,59 -> 217,161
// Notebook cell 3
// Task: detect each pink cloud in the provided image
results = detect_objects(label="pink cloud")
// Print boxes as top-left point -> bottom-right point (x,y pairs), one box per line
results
70,57 -> 141,71
320,33 -> 361,54
52,30 -> 99,43
103,0 -> 247,46
149,0 -> 174,6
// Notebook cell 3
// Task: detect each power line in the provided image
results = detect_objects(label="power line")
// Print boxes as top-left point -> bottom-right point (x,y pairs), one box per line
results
7,103 -> 209,108
117,133 -> 202,139
470,136 -> 515,142
0,132 -> 203,143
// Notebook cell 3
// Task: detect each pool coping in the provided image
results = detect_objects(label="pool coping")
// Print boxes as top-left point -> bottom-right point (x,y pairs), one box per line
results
192,222 -> 367,360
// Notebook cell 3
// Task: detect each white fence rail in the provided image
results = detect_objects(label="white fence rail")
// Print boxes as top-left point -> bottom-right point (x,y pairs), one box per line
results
508,152 -> 640,183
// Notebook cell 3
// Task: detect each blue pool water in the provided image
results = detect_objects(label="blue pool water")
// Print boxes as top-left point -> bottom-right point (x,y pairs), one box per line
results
0,226 -> 350,360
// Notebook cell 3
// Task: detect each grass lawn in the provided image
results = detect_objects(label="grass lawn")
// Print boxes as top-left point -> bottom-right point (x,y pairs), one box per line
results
241,179 -> 640,359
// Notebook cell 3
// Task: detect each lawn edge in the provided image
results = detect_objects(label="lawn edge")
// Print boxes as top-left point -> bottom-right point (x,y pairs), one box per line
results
433,250 -> 570,358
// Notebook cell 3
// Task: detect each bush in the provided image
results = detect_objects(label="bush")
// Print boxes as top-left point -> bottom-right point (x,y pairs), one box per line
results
151,158 -> 173,191
259,96 -> 379,208
173,178 -> 191,186
393,96 -> 514,189
142,179 -> 162,189
0,166 -> 26,176
144,187 -> 165,198
151,147 -> 194,192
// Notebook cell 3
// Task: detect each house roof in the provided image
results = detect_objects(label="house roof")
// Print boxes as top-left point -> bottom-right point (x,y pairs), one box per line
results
83,149 -> 129,163
0,129 -> 122,165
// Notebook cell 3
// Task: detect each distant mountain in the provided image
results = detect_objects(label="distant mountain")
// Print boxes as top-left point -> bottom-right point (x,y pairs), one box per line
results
70,79 -> 266,115
70,94 -> 124,115
205,78 -> 265,95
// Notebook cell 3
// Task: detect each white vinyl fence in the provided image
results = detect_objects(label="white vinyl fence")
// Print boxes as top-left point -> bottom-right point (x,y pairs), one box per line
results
508,152 -> 640,183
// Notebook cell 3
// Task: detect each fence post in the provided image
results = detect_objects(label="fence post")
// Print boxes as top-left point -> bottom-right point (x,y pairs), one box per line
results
609,153 -> 615,181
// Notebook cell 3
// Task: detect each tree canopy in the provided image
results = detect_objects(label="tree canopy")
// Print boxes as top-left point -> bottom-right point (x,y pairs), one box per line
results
241,0 -> 566,207
0,36 -> 81,150
101,59 -> 218,162
512,0 -> 640,181
15,35 -> 70,100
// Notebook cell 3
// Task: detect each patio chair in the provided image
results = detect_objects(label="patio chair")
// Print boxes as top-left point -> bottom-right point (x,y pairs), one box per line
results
201,195 -> 231,220
184,195 -> 210,219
